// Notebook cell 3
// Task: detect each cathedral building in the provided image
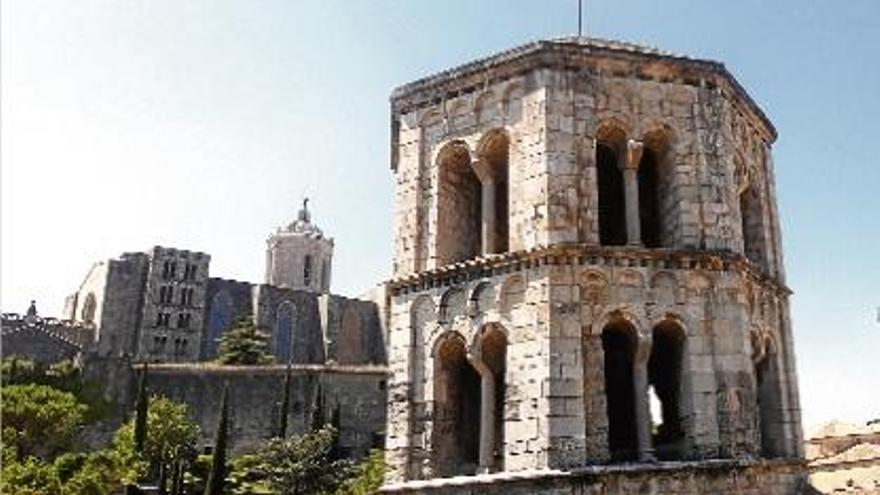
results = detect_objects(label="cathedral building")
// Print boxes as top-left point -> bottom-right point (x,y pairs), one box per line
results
57,200 -> 382,367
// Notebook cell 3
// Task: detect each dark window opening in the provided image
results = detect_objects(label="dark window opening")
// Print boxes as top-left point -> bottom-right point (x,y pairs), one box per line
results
304,255 -> 313,287
638,149 -> 662,248
755,342 -> 784,458
602,320 -> 638,461
436,142 -> 481,265
432,336 -> 481,476
480,325 -> 507,473
648,321 -> 685,460
481,130 -> 510,254
740,186 -> 765,269
597,144 -> 627,246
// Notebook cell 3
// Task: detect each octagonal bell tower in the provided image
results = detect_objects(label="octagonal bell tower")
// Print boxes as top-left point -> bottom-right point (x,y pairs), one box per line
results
382,37 -> 804,492
265,199 -> 333,293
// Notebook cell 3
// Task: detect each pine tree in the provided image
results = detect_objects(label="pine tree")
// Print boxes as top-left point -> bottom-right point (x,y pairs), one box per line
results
215,316 -> 273,365
133,362 -> 149,454
204,386 -> 229,495
278,364 -> 292,438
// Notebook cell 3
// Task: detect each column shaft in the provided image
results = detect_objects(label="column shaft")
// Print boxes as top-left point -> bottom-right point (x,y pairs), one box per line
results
633,364 -> 654,461
623,139 -> 644,246
478,371 -> 496,472
481,181 -> 497,255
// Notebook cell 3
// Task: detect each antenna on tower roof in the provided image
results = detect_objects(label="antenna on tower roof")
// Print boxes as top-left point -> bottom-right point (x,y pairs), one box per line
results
578,0 -> 584,37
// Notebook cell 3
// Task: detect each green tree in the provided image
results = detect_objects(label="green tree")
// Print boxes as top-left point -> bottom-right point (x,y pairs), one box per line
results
227,426 -> 353,495
278,364 -> 292,438
2,384 -> 87,459
334,450 -> 387,495
134,363 -> 149,454
114,396 -> 199,493
204,386 -> 229,495
311,384 -> 326,432
216,317 -> 273,365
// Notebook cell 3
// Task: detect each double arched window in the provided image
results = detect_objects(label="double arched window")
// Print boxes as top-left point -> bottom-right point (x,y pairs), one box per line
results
435,130 -> 510,266
596,126 -> 674,248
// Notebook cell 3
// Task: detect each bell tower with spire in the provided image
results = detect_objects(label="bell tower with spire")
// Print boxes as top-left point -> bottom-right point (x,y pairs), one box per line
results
265,198 -> 334,293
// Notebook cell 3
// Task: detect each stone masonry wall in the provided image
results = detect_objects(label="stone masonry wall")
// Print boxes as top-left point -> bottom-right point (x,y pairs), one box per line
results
322,294 -> 387,365
380,459 -> 807,495
90,361 -> 388,458
385,249 -> 799,481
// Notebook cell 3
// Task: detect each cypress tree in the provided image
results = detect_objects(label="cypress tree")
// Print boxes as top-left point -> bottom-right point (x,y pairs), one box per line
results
204,386 -> 229,495
311,383 -> 325,432
134,362 -> 149,454
278,363 -> 292,438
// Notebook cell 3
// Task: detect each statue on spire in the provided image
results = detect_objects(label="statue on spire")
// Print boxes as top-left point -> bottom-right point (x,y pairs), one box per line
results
298,197 -> 311,223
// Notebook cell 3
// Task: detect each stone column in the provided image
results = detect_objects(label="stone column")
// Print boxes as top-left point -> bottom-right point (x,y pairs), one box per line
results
634,338 -> 654,462
470,355 -> 496,474
472,158 -> 496,255
481,181 -> 497,255
623,139 -> 644,246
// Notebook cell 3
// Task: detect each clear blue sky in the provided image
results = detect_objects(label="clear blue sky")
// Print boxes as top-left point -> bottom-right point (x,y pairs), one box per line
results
2,0 -> 878,430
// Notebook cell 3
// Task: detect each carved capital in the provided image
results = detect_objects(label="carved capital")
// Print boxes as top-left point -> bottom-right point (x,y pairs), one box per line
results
623,139 -> 644,170
470,158 -> 495,184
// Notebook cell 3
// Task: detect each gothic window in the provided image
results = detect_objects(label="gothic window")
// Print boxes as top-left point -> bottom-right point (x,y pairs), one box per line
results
274,301 -> 297,364
303,255 -> 313,287
602,319 -> 638,461
431,334 -> 480,476
321,259 -> 329,291
648,320 -> 686,460
436,141 -> 481,265
336,309 -> 363,364
596,130 -> 627,246
156,312 -> 171,327
206,291 -> 233,359
81,292 -> 97,324
176,312 -> 190,329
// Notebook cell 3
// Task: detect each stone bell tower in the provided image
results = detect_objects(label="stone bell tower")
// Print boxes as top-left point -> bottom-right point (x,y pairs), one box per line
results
382,37 -> 805,493
265,198 -> 334,293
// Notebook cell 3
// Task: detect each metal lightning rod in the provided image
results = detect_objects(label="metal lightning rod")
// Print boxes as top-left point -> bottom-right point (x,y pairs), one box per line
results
578,0 -> 583,37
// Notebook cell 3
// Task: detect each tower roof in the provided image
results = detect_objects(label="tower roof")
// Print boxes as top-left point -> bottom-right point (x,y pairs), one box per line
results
391,36 -> 774,140
280,198 -> 325,238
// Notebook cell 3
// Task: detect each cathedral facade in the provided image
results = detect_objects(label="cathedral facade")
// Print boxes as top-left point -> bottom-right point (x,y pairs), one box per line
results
382,37 -> 805,493
57,201 -> 383,367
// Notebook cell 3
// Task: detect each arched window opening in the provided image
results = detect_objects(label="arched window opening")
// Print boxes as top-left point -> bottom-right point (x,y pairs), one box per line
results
597,142 -> 627,246
754,338 -> 784,458
275,301 -> 296,364
478,130 -> 510,254
432,335 -> 481,476
206,291 -> 233,359
638,149 -> 662,248
602,320 -> 638,461
479,325 -> 507,473
303,255 -> 313,287
81,293 -> 97,324
437,143 -> 481,265
640,132 -> 674,248
648,320 -> 685,460
740,186 -> 766,268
